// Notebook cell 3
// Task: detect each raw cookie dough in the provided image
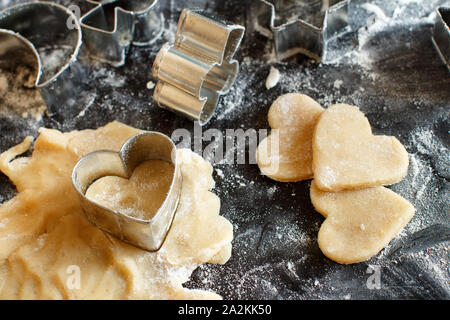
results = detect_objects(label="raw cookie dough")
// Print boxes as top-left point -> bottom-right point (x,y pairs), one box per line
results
265,66 -> 280,89
310,180 -> 415,264
256,93 -> 324,182
86,160 -> 174,220
312,103 -> 409,192
0,121 -> 233,299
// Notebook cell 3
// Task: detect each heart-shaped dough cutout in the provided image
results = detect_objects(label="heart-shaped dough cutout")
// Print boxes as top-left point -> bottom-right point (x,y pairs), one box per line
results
312,103 -> 409,191
256,93 -> 324,181
310,180 -> 415,264
85,160 -> 174,220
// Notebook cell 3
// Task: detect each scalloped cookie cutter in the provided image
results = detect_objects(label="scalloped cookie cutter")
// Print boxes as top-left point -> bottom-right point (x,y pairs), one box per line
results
432,7 -> 450,71
251,0 -> 350,61
0,1 -> 83,116
152,9 -> 245,125
72,132 -> 182,252
80,0 -> 164,66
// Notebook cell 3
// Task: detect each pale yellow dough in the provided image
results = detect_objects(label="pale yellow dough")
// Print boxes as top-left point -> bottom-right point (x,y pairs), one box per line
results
86,160 -> 174,220
310,181 -> 415,264
312,103 -> 409,192
256,93 -> 324,182
0,121 -> 233,299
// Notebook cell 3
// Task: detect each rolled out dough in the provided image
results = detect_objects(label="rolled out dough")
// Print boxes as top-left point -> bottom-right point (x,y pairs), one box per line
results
0,121 -> 233,299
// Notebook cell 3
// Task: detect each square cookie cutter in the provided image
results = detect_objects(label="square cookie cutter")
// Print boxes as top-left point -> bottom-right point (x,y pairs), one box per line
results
80,0 -> 164,67
250,0 -> 350,61
0,1 -> 85,118
72,132 -> 182,252
432,7 -> 450,71
152,9 -> 245,125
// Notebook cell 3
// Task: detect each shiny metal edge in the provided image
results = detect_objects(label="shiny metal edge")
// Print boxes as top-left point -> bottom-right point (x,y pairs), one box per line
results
432,7 -> 450,71
251,0 -> 350,61
72,132 -> 182,252
80,0 -> 164,66
152,8 -> 245,125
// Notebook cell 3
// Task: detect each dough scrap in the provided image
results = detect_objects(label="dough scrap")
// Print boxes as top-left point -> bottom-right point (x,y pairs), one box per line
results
256,93 -> 324,181
0,121 -> 233,299
265,66 -> 280,89
310,180 -> 415,264
312,103 -> 409,192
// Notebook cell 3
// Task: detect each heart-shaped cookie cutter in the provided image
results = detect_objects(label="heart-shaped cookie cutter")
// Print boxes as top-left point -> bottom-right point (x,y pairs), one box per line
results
152,9 -> 245,125
72,132 -> 182,251
80,0 -> 164,67
0,1 -> 84,117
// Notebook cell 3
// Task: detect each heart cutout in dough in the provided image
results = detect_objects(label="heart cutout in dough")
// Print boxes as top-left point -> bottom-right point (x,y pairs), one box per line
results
312,103 -> 409,192
85,160 -> 174,220
310,180 -> 415,264
256,93 -> 324,181
72,132 -> 182,251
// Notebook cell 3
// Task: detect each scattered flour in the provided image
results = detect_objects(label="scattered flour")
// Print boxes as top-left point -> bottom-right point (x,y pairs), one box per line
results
215,168 -> 225,179
93,69 -> 126,88
0,68 -> 46,120
267,185 -> 277,198
333,79 -> 343,89
408,154 -> 433,202
326,0 -> 438,69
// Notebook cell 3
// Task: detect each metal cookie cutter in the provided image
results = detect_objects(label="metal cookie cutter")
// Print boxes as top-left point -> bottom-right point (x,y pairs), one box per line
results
72,132 -> 182,251
432,7 -> 450,71
152,9 -> 245,125
0,1 -> 83,116
80,0 -> 164,67
250,0 -> 350,61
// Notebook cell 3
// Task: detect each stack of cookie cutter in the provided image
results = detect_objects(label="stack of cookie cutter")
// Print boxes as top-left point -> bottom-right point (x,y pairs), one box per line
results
0,1 -> 84,117
432,7 -> 450,72
152,9 -> 245,125
250,0 -> 350,61
72,131 -> 182,252
80,0 -> 164,67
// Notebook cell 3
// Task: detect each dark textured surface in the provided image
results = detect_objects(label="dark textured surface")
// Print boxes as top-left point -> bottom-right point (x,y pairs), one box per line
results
0,0 -> 449,299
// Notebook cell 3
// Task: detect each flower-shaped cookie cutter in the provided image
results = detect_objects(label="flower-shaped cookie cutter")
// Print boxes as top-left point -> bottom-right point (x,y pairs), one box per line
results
0,1 -> 83,116
152,9 -> 245,125
80,0 -> 164,66
432,7 -> 450,71
251,0 -> 350,61
72,132 -> 182,251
